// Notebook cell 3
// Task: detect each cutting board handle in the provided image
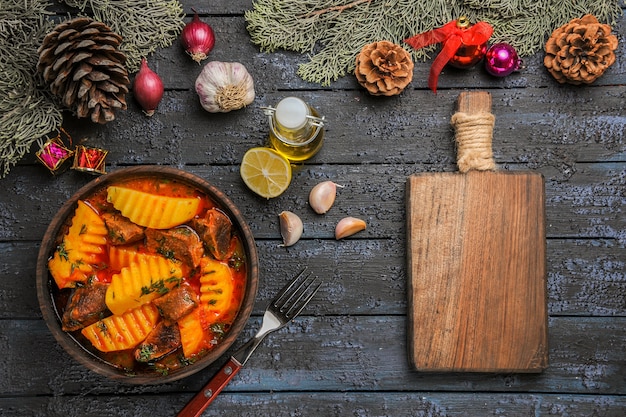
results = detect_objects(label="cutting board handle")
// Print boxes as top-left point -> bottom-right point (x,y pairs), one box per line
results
451,91 -> 496,173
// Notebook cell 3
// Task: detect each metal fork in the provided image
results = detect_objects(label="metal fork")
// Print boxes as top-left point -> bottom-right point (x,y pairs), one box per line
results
177,268 -> 321,417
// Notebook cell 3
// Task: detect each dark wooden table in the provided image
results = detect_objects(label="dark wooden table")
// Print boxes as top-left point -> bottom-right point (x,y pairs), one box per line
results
1,1 -> 625,416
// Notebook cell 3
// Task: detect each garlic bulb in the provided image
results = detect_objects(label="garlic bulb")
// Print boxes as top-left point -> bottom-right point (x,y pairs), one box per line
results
335,217 -> 366,239
195,61 -> 255,113
279,211 -> 303,247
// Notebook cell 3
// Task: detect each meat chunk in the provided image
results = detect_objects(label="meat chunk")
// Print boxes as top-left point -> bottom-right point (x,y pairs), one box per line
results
62,281 -> 109,331
145,226 -> 204,267
134,321 -> 181,362
102,212 -> 145,245
190,209 -> 233,260
152,283 -> 198,323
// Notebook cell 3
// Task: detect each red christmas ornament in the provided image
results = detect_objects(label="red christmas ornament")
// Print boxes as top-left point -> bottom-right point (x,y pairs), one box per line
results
448,42 -> 488,68
447,18 -> 488,69
404,17 -> 493,93
72,145 -> 108,175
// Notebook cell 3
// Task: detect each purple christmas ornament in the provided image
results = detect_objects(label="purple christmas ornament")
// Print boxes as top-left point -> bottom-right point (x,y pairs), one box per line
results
484,43 -> 522,77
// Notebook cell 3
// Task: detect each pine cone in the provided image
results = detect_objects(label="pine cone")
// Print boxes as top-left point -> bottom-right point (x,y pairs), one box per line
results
37,17 -> 130,124
544,14 -> 618,85
355,41 -> 414,96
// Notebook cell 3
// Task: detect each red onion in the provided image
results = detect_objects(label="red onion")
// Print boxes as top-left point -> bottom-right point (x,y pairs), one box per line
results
181,11 -> 215,63
133,58 -> 164,117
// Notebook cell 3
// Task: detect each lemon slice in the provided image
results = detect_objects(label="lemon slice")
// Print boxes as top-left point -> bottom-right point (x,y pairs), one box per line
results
240,147 -> 292,198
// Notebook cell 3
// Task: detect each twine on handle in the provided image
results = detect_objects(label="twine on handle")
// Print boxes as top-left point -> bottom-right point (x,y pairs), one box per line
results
450,109 -> 496,173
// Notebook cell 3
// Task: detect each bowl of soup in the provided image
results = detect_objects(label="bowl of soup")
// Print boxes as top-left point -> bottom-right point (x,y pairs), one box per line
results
36,166 -> 258,384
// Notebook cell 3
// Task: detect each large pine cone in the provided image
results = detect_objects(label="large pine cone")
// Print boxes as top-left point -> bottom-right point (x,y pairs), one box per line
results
544,14 -> 618,85
355,41 -> 414,96
37,17 -> 130,124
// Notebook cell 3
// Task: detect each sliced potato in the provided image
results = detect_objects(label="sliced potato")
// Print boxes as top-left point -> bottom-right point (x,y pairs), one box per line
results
81,304 -> 160,352
199,258 -> 235,319
105,255 -> 183,315
108,245 -> 164,272
48,200 -> 108,289
177,307 -> 211,359
107,185 -> 200,229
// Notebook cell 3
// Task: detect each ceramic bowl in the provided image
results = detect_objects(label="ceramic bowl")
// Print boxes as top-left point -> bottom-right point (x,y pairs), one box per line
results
36,166 -> 258,384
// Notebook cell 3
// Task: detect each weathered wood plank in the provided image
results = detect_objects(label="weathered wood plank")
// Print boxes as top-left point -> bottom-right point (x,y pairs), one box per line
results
2,163 -> 623,242
35,2 -> 626,165
15,9 -> 626,167
0,317 -> 623,396
26,86 -> 623,167
0,242 -> 41,319
1,237 -> 624,320
114,315 -> 626,395
547,239 -> 626,316
3,2 -> 621,415
1,392 -> 625,417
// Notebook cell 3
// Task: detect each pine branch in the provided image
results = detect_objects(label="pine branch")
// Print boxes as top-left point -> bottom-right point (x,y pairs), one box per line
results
246,0 -> 622,86
0,0 -> 62,178
300,0 -> 374,18
61,0 -> 185,73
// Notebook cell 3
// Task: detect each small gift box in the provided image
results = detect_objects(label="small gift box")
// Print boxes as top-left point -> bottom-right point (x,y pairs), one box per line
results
72,145 -> 108,175
36,134 -> 74,175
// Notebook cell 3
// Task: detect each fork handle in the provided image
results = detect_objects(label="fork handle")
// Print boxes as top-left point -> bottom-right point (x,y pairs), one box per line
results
177,357 -> 242,417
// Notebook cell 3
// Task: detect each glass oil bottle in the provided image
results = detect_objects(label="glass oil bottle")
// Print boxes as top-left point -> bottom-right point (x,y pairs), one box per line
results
263,97 -> 325,162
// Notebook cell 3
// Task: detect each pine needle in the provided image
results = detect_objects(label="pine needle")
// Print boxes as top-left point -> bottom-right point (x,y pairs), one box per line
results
245,0 -> 622,86
0,0 -> 62,178
0,0 -> 186,178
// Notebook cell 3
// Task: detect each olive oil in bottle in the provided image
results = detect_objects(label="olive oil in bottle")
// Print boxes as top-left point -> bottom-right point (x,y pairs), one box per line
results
264,97 -> 325,162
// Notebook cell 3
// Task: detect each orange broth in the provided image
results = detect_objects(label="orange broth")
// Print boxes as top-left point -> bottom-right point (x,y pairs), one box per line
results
50,177 -> 247,376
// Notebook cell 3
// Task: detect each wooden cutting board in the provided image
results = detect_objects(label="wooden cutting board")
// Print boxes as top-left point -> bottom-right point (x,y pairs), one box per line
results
406,92 -> 548,373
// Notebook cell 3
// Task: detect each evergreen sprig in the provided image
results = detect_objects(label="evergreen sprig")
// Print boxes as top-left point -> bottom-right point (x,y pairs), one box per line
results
62,0 -> 185,73
0,0 -> 62,178
0,0 -> 185,178
245,0 -> 622,86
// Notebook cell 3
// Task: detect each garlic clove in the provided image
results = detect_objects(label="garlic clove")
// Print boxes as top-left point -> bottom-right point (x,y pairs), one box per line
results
309,181 -> 342,214
279,211 -> 303,247
335,217 -> 366,240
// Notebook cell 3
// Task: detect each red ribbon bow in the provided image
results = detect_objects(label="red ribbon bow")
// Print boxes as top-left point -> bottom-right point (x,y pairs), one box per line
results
404,19 -> 493,93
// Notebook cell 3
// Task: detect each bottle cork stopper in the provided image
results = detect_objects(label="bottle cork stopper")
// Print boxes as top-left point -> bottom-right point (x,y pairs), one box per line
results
275,97 -> 309,131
